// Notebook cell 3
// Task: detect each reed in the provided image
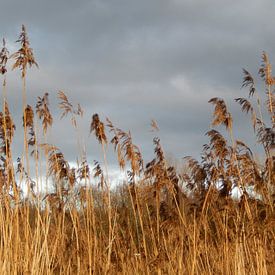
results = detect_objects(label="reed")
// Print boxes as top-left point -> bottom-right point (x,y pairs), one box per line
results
0,26 -> 274,274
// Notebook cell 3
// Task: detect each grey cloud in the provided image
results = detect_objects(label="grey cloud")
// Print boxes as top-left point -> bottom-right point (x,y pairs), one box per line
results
1,0 -> 275,166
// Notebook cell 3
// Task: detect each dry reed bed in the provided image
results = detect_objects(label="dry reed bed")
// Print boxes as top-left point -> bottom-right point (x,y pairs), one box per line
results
0,25 -> 274,274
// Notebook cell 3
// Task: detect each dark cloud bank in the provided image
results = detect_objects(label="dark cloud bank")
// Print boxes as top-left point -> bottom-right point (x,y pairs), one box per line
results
1,0 -> 275,166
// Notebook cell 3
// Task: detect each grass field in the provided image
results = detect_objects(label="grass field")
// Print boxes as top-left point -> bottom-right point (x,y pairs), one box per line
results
0,25 -> 274,274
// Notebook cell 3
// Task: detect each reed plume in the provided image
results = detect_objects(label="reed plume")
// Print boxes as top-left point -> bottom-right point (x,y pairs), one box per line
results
36,92 -> 53,134
0,39 -> 8,76
90,113 -> 107,144
11,25 -> 38,78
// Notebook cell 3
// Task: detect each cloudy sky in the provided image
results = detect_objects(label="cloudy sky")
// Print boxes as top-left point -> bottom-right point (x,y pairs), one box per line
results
1,0 -> 275,169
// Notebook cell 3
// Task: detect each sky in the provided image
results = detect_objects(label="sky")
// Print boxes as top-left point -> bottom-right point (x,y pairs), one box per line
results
1,0 -> 275,171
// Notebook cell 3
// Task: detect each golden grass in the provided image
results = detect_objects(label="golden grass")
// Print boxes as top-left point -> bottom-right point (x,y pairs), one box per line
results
0,25 -> 274,274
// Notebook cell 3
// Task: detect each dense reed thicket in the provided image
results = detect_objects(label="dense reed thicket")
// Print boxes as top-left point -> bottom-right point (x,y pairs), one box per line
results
0,25 -> 274,274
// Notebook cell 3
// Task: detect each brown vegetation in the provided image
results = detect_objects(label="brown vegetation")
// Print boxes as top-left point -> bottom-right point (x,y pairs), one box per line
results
0,25 -> 274,274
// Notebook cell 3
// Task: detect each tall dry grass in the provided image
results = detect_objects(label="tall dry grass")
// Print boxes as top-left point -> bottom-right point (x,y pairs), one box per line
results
0,25 -> 274,274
